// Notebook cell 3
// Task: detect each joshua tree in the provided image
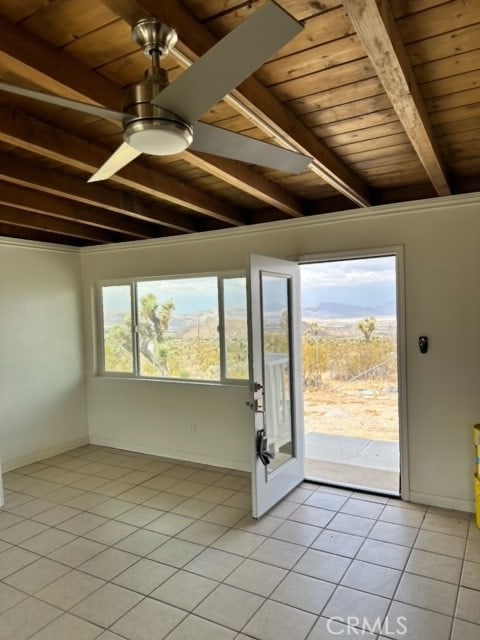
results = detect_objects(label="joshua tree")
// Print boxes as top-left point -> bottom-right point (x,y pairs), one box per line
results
357,316 -> 376,342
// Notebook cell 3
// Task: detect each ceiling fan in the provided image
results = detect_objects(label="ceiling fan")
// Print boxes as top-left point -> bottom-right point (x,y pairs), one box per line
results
0,1 -> 311,183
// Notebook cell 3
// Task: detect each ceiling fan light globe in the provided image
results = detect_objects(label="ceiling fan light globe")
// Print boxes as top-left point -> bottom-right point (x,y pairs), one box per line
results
124,119 -> 193,156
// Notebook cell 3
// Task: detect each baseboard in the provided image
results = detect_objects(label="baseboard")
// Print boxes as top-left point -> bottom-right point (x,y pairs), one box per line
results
409,490 -> 475,514
88,434 -> 251,473
2,437 -> 89,473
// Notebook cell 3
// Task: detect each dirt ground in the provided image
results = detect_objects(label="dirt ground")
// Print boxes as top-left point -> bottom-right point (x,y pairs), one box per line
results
303,381 -> 399,442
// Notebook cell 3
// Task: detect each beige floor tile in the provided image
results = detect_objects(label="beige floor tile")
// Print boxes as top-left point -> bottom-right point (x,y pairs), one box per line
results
406,549 -> 463,583
147,512 -> 194,535
271,520 -> 320,546
451,617 -> 480,640
78,547 -> 138,580
460,560 -> 480,590
288,504 -> 334,528
151,569 -> 217,610
414,529 -> 466,558
396,572 -> 458,615
385,601 -> 451,640
340,498 -> 385,519
222,491 -> 251,510
113,558 -> 176,594
368,521 -> 418,547
212,528 -> 265,556
184,548 -> 243,580
304,490 -> 348,511
20,527 -> 76,555
177,520 -> 228,545
164,614 -> 236,639
293,548 -> 350,582
42,487 -> 85,504
327,513 -> 375,537
194,486 -> 235,504
213,475 -> 250,491
271,572 -> 334,614
0,582 -> 27,614
69,476 -> 110,491
225,558 -> 287,596
307,616 -> 376,639
58,511 -> 108,535
71,582 -> 142,627
161,466 -> 197,480
141,475 -> 180,491
36,569 -> 105,609
116,504 -> 163,526
286,487 -> 314,504
323,586 -> 390,630
32,505 -> 82,526
85,519 -> 138,545
148,538 -> 205,568
0,596 -> 61,640
194,583 -> 263,631
357,538 -> 411,569
111,597 -> 186,640
8,498 -> 53,518
243,599 -> 316,640
4,557 -> 70,594
0,512 -> 24,531
172,498 -> 216,518
143,492 -> 186,510
465,539 -> 480,563
115,528 -> 168,556
66,492 -> 108,510
456,586 -> 480,624
311,529 -> 364,558
422,512 -> 470,537
201,505 -> 248,527
0,519 -> 48,544
29,612 -> 102,640
0,547 -> 40,580
88,498 -> 134,518
380,505 -> 425,527
93,480 -> 132,497
234,514 -> 283,537
341,559 -> 401,598
48,537 -> 106,567
250,538 -> 305,569
120,470 -> 158,485
165,480 -> 206,498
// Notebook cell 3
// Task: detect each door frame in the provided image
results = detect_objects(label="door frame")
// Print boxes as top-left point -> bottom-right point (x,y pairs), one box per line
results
296,246 -> 409,501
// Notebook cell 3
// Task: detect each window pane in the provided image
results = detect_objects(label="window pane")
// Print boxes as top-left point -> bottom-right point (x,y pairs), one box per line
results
136,278 -> 220,380
101,285 -> 133,373
223,278 -> 248,379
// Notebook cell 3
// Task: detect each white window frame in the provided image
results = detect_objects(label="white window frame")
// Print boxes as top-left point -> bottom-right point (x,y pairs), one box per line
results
97,272 -> 248,386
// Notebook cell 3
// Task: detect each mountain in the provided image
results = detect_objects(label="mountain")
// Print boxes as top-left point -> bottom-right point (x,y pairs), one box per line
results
302,301 -> 396,319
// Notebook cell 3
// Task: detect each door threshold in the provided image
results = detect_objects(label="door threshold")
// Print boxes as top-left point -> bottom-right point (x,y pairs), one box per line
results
304,476 -> 400,499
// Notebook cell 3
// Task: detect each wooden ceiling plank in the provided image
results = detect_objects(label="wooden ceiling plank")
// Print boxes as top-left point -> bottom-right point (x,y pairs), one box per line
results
344,0 -> 451,196
0,12 -> 302,219
0,221 -> 87,246
0,204 -> 126,243
0,12 -> 122,109
184,150 -> 304,217
0,105 -> 246,226
0,153 -> 196,233
0,181 -> 161,239
101,0 -> 370,207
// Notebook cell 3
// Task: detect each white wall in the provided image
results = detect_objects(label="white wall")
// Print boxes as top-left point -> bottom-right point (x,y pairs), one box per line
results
0,239 -> 88,472
81,194 -> 480,511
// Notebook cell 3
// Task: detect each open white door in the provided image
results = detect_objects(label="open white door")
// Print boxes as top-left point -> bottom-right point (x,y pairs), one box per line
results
247,254 -> 304,518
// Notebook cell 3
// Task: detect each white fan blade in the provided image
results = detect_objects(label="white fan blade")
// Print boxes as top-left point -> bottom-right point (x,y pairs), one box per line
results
153,1 -> 302,123
88,143 -> 141,182
191,122 -> 311,174
0,81 -> 126,122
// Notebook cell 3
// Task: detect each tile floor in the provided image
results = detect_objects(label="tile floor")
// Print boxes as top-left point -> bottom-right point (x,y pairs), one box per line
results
0,445 -> 479,640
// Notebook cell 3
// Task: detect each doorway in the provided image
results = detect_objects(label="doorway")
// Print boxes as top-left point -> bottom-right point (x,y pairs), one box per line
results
299,252 -> 401,495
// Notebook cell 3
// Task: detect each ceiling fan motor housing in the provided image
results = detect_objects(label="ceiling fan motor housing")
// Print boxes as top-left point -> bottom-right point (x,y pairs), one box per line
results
123,22 -> 193,157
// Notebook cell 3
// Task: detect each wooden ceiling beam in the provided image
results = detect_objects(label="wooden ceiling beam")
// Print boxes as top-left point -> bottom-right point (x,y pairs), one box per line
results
0,13 -> 302,218
101,0 -> 370,207
0,154 -> 196,233
0,105 -> 246,226
0,222 -> 87,246
0,181 -> 168,239
0,13 -> 122,109
0,205 -> 128,243
344,0 -> 451,197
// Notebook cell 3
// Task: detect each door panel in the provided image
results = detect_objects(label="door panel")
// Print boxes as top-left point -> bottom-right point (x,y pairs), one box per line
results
247,254 -> 304,518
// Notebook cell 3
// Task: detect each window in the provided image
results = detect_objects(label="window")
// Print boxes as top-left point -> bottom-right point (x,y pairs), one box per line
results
99,275 -> 248,383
